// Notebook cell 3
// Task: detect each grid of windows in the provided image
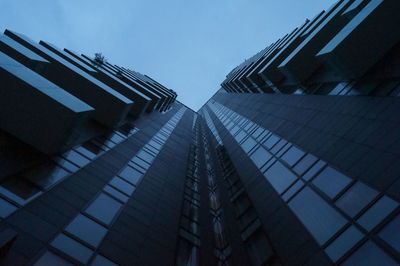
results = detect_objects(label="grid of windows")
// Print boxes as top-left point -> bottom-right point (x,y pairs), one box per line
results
0,125 -> 139,221
37,107 -> 186,265
208,101 -> 400,265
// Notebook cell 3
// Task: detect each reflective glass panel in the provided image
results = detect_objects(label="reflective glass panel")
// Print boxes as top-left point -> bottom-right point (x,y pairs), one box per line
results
85,193 -> 122,225
281,146 -> 305,167
104,185 -> 129,203
241,137 -> 257,153
62,150 -> 90,168
312,167 -> 351,198
65,214 -> 107,247
51,234 -> 93,264
119,166 -> 143,185
289,187 -> 347,245
293,154 -> 318,175
335,182 -> 378,217
264,161 -> 298,194
109,177 -> 135,196
357,196 -> 398,231
325,226 -> 364,262
378,215 -> 400,252
250,147 -> 271,168
302,160 -> 326,180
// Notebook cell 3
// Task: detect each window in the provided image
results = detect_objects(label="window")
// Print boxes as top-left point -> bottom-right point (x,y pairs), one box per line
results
55,157 -> 80,173
235,131 -> 247,143
75,146 -> 97,160
293,154 -> 318,176
282,180 -> 304,201
51,234 -> 93,264
264,161 -> 297,194
312,167 -> 351,199
342,240 -> 398,266
131,157 -> 150,170
85,193 -> 122,225
378,215 -> 400,252
241,138 -> 257,153
335,182 -> 378,217
0,197 -> 17,218
103,185 -> 129,203
250,147 -> 271,168
65,214 -> 107,247
119,166 -> 142,185
263,135 -> 280,149
281,146 -> 305,167
109,177 -> 135,196
302,160 -> 325,180
62,150 -> 90,168
325,226 -> 364,262
357,196 -> 398,231
34,251 -> 73,266
289,187 -> 347,245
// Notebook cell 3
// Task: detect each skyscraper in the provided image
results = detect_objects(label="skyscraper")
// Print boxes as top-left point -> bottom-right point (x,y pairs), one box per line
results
0,0 -> 400,265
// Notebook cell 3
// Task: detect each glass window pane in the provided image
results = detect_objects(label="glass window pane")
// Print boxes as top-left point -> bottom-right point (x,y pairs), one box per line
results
0,197 -> 17,218
335,182 -> 379,217
85,193 -> 122,225
241,137 -> 257,153
235,131 -> 247,143
325,226 -> 364,262
282,180 -> 305,201
51,234 -> 93,264
312,167 -> 351,199
281,146 -> 305,167
91,255 -> 118,266
65,214 -> 107,247
302,160 -> 326,180
342,240 -> 398,266
289,187 -> 347,245
34,251 -> 73,266
357,196 -> 398,231
109,177 -> 135,196
55,157 -> 79,173
263,135 -> 280,149
250,147 -> 272,168
75,146 -> 97,160
104,185 -> 129,203
264,161 -> 298,194
137,150 -> 155,163
131,157 -> 150,170
378,215 -> 400,252
119,166 -> 143,185
293,154 -> 318,175
62,150 -> 91,168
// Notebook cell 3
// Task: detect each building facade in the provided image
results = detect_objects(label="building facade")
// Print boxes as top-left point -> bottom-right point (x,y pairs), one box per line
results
1,0 -> 400,265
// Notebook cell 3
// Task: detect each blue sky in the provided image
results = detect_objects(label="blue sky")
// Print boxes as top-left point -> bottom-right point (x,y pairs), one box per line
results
0,0 -> 336,110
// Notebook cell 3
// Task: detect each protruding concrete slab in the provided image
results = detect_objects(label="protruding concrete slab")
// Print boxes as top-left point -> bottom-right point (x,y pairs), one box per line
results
0,51 -> 94,154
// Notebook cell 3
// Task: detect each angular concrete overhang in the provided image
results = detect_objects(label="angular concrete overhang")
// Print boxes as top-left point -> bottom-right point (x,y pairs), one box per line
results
3,29 -> 133,128
40,44 -> 151,118
278,0 -> 355,84
317,0 -> 400,79
0,51 -> 94,154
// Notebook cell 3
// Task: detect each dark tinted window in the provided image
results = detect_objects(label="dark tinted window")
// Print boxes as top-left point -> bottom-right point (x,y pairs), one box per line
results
0,197 -> 17,218
85,193 -> 122,224
325,226 -> 363,262
289,187 -> 346,244
264,161 -> 297,194
281,146 -> 305,167
293,154 -> 318,175
51,234 -> 93,264
357,196 -> 398,231
378,215 -> 400,252
335,182 -> 378,217
312,167 -> 351,198
65,214 -> 107,247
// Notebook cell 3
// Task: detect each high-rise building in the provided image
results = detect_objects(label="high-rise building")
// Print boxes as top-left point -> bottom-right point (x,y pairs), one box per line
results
1,0 -> 400,265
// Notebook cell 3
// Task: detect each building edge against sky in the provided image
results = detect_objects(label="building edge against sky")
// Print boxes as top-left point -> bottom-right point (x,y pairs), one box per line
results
0,0 -> 400,265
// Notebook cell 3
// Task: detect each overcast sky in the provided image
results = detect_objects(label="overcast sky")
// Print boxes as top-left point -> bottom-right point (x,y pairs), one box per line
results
0,0 -> 336,110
